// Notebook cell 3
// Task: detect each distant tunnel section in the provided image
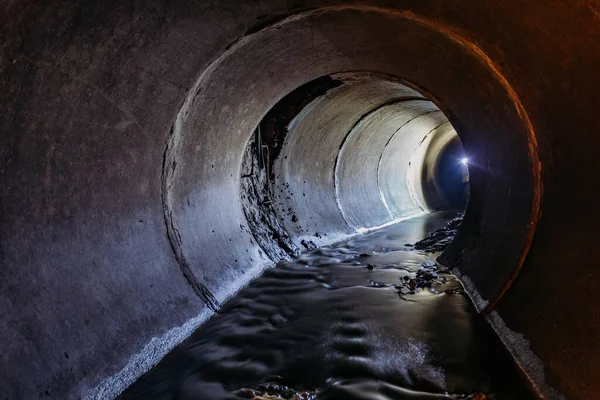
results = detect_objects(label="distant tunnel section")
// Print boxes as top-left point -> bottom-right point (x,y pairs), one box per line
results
240,73 -> 469,258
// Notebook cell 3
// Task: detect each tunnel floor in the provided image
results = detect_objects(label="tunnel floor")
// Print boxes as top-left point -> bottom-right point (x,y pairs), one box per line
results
119,212 -> 534,400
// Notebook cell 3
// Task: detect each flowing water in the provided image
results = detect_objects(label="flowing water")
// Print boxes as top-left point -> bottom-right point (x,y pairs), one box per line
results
119,212 -> 534,400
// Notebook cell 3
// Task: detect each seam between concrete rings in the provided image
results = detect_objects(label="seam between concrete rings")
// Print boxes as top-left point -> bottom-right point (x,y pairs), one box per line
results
376,109 -> 441,216
161,122 -> 220,311
332,96 -> 428,230
405,120 -> 451,212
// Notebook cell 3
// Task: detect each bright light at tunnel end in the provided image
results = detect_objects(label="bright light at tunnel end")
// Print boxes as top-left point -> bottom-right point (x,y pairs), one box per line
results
461,157 -> 469,166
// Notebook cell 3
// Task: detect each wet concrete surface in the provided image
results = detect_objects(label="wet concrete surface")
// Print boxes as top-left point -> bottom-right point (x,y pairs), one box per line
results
119,212 -> 534,400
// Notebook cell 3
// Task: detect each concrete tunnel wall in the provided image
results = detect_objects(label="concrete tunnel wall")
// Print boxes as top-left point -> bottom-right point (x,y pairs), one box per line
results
270,75 -> 454,250
241,72 -> 462,264
378,112 -> 448,215
336,98 -> 446,229
1,1 -> 599,400
335,99 -> 436,229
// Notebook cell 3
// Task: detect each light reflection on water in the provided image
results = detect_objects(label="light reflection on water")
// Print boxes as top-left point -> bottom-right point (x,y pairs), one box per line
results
119,212 -> 533,400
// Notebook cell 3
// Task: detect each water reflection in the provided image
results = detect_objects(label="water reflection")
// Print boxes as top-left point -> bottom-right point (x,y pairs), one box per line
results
119,212 -> 533,400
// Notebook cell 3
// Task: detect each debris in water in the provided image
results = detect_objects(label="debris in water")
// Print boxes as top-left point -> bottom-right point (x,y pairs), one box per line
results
413,213 -> 463,252
394,257 -> 459,295
234,382 -> 317,400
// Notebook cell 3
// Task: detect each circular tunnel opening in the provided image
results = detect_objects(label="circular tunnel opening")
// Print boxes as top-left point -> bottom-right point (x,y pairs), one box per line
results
406,123 -> 470,213
239,73 -> 470,260
165,4 -> 541,318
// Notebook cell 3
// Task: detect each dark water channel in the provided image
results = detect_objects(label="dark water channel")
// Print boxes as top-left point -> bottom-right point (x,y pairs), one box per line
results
120,212 -> 534,400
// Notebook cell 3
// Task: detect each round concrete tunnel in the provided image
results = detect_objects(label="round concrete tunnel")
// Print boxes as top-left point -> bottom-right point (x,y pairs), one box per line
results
3,2 -> 599,400
159,5 -> 540,395
165,5 -> 538,315
242,72 -> 469,259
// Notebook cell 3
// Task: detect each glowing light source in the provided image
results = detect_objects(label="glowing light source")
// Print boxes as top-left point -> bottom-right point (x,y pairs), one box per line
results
460,157 -> 469,166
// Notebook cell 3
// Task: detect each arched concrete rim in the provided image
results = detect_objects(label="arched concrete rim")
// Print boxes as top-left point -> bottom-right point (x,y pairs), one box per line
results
163,4 -> 541,314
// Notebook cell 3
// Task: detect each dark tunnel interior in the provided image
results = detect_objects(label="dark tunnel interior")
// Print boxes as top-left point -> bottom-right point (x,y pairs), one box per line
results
432,137 -> 470,210
2,2 -> 600,400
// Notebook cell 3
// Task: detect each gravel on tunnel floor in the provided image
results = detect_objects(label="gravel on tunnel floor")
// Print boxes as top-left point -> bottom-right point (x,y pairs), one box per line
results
119,212 -> 534,400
